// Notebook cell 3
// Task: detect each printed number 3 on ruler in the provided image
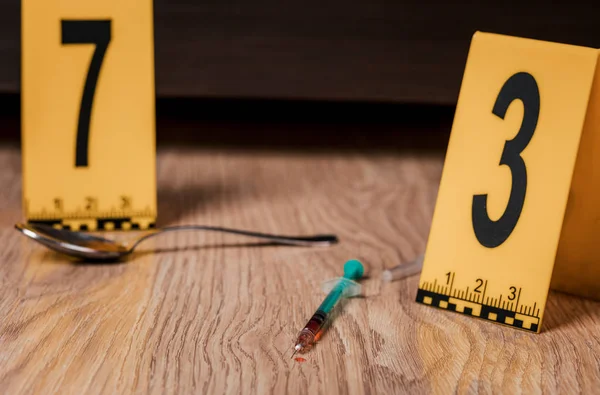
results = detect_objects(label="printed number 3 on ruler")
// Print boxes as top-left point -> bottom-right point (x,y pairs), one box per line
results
21,0 -> 157,231
416,31 -> 600,332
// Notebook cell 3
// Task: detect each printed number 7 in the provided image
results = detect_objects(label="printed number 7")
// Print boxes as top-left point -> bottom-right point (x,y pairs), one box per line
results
61,20 -> 112,167
472,72 -> 540,248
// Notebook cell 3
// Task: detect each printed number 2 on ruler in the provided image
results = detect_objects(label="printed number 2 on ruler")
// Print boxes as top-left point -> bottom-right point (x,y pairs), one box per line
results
416,31 -> 600,332
21,0 -> 157,231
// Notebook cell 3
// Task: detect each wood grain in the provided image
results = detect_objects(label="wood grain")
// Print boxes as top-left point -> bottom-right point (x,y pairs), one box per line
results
0,134 -> 599,393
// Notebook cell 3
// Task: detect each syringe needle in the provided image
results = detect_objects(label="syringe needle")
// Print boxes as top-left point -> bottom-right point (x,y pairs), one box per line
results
291,349 -> 298,359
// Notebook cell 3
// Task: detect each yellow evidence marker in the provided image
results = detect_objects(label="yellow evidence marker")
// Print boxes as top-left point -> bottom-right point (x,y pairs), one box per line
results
21,0 -> 157,231
416,31 -> 600,332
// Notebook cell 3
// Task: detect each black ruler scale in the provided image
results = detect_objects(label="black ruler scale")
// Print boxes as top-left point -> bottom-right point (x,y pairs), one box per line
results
416,273 -> 541,332
26,203 -> 156,231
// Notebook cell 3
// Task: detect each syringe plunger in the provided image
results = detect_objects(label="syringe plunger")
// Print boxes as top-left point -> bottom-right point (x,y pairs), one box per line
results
382,255 -> 424,282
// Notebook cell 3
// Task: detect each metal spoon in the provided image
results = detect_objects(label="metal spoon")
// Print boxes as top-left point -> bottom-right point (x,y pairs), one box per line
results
15,222 -> 338,261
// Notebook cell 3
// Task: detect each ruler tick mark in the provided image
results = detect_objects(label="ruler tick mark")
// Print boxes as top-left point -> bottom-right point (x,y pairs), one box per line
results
482,280 -> 488,304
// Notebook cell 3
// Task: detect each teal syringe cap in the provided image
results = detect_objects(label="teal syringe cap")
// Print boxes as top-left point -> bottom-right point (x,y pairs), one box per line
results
343,259 -> 364,280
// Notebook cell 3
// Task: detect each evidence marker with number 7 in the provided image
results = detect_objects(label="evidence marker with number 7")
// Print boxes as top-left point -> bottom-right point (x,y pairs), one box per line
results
21,0 -> 157,231
416,31 -> 600,332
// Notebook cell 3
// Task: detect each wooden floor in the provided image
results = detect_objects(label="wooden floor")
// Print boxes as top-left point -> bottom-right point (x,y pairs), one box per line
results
0,119 -> 599,393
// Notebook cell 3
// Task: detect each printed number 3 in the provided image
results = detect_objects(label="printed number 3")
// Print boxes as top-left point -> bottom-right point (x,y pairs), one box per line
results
61,20 -> 112,167
472,72 -> 540,248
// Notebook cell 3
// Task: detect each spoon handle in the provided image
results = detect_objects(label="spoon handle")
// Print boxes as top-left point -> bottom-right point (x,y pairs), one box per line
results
130,225 -> 339,249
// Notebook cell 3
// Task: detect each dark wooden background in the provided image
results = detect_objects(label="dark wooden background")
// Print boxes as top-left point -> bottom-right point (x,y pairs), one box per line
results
5,1 -> 600,105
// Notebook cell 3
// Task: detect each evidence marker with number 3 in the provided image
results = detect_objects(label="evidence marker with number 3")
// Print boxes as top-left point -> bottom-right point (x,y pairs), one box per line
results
21,0 -> 157,231
416,31 -> 600,332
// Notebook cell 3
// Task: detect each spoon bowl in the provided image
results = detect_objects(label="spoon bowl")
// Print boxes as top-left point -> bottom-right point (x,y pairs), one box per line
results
16,223 -> 130,261
15,222 -> 338,262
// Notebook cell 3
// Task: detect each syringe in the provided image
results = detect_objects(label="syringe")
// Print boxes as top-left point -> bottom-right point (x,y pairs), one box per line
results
382,254 -> 424,282
291,259 -> 364,358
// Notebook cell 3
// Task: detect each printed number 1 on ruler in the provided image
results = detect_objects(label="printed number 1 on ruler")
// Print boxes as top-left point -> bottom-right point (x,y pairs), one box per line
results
21,0 -> 157,231
416,31 -> 600,332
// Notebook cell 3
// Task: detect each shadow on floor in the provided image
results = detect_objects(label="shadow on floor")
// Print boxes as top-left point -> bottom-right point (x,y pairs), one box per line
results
540,290 -> 600,332
155,97 -> 454,154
